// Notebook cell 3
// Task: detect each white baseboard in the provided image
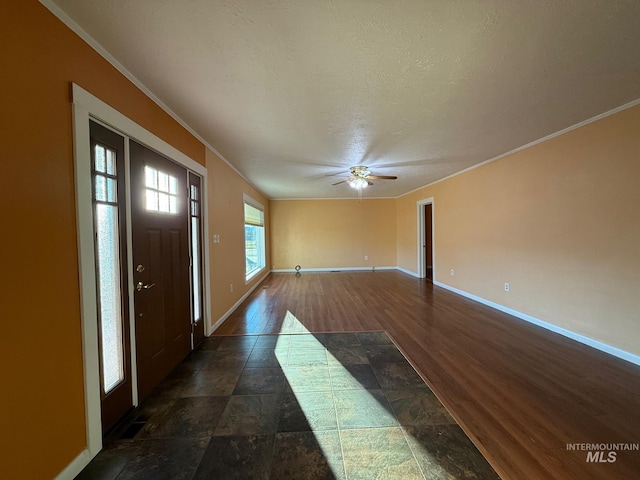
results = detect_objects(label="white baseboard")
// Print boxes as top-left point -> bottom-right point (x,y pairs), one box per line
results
434,281 -> 640,367
54,449 -> 92,480
271,266 -> 396,273
396,266 -> 420,278
210,271 -> 270,332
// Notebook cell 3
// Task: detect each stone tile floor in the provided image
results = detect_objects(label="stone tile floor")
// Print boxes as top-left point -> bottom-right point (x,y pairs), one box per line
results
76,332 -> 499,479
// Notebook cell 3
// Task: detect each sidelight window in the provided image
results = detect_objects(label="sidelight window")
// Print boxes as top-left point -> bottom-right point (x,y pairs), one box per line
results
190,184 -> 202,322
93,144 -> 125,394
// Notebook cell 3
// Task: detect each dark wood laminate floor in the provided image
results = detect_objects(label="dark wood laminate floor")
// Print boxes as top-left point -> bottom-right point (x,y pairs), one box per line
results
216,271 -> 640,480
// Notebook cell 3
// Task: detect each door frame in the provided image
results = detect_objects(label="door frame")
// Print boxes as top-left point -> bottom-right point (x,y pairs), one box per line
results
417,197 -> 435,280
71,84 -> 211,460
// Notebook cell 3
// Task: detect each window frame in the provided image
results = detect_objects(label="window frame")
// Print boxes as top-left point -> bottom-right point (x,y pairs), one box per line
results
243,194 -> 266,282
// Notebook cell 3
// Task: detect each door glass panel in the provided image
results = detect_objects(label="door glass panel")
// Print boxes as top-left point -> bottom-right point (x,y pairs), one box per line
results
95,175 -> 107,202
158,192 -> 170,212
95,145 -> 106,172
95,204 -> 124,392
144,165 -> 178,214
158,171 -> 169,192
106,178 -> 117,203
146,189 -> 159,211
191,217 -> 201,320
170,195 -> 178,214
145,165 -> 157,188
105,149 -> 116,175
93,144 -> 125,394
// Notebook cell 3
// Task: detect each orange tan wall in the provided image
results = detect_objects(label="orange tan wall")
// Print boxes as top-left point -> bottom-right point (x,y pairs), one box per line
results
270,199 -> 397,270
397,104 -> 640,356
0,2 -> 204,479
206,149 -> 270,324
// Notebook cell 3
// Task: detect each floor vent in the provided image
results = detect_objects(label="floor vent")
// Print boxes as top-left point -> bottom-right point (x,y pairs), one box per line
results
119,415 -> 149,439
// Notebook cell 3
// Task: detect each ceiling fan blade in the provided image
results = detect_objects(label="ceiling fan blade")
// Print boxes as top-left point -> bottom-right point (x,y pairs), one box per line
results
332,180 -> 348,186
367,175 -> 397,180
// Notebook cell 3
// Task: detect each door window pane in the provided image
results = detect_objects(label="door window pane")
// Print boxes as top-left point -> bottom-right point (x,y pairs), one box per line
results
145,165 -> 157,188
105,149 -> 116,175
144,165 -> 178,214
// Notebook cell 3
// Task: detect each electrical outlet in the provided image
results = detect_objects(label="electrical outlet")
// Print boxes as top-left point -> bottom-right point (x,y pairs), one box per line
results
450,268 -> 455,276
230,283 -> 233,292
364,255 -> 368,261
504,282 -> 510,292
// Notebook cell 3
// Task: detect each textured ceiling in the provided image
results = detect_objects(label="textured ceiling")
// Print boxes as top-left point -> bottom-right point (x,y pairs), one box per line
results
49,0 -> 640,199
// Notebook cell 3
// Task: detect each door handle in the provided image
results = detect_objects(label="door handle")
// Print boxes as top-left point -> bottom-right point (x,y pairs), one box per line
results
136,281 -> 156,292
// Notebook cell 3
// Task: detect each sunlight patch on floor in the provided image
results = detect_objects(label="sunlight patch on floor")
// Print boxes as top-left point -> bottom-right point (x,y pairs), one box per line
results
280,310 -> 310,333
273,311 -> 480,479
277,311 -> 348,478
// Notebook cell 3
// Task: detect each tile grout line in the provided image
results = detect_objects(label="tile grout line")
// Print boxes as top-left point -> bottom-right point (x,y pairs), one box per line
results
399,424 -> 429,480
327,345 -> 350,480
262,333 -> 282,480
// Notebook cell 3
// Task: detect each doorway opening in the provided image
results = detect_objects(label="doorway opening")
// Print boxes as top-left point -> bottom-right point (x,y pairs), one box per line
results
417,198 -> 434,281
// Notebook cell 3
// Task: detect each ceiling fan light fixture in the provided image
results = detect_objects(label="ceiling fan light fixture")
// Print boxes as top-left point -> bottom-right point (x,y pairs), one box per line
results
349,177 -> 368,189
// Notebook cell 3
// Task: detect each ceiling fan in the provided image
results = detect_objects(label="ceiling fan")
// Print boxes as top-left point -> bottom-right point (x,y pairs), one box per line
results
332,166 -> 398,190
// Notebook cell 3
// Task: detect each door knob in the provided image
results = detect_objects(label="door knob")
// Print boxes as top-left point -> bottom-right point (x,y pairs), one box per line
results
136,281 -> 156,292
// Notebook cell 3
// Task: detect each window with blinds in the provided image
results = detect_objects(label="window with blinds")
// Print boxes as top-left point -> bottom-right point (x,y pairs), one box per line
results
244,196 -> 265,280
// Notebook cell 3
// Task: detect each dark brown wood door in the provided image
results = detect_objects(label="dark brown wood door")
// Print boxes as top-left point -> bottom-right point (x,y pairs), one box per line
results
89,121 -> 133,433
130,141 -> 191,400
425,203 -> 433,281
188,171 -> 205,348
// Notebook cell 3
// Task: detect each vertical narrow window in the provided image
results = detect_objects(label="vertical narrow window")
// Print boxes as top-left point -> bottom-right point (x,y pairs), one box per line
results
93,143 -> 125,394
190,184 -> 202,322
244,196 -> 265,280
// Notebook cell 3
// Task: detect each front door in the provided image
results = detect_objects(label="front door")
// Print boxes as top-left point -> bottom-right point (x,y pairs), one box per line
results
130,141 -> 192,400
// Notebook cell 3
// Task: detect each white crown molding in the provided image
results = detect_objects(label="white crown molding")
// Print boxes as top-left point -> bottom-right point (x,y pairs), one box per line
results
398,97 -> 640,199
270,196 -> 393,201
39,0 -> 265,197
